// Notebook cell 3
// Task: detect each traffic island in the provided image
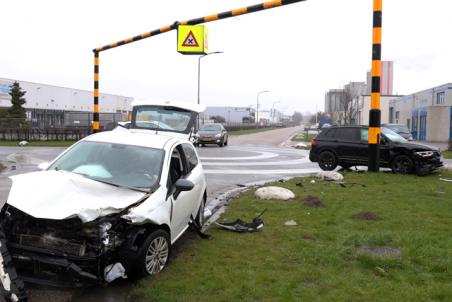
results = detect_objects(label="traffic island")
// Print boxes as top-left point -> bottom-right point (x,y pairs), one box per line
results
130,170 -> 452,302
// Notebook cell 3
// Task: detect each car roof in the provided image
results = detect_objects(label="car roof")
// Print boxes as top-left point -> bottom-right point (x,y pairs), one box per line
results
83,127 -> 182,150
132,99 -> 205,113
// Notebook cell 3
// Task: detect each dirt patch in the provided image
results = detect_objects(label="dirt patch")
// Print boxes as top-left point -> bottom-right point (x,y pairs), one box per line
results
355,246 -> 401,258
303,195 -> 325,208
353,211 -> 381,221
303,235 -> 315,241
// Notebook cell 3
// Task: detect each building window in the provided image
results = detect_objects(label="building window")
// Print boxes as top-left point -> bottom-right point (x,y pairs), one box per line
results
407,118 -> 411,130
395,111 -> 400,123
436,92 -> 445,105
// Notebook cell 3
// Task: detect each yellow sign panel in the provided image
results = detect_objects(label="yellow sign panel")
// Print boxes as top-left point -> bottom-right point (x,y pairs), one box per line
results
177,25 -> 208,55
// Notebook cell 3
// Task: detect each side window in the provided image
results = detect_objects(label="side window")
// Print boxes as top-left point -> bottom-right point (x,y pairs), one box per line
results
360,129 -> 369,142
168,146 -> 184,190
335,128 -> 359,141
321,129 -> 336,139
182,143 -> 199,173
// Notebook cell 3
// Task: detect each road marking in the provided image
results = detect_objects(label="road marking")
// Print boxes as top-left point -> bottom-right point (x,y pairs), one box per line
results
200,151 -> 278,161
202,157 -> 311,166
204,168 -> 320,175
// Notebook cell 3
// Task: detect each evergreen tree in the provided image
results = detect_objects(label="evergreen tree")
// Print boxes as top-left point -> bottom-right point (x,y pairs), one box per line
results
8,82 -> 27,128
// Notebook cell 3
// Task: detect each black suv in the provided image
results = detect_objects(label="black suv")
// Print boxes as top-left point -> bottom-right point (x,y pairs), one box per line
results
309,126 -> 443,174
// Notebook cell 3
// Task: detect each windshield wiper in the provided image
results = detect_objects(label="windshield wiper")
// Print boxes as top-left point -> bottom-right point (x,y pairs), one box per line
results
69,172 -> 150,193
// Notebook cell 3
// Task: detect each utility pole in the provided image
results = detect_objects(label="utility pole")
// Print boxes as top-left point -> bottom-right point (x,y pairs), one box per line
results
256,90 -> 269,128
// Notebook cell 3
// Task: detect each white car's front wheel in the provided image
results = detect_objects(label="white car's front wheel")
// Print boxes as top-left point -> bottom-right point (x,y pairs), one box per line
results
136,229 -> 170,277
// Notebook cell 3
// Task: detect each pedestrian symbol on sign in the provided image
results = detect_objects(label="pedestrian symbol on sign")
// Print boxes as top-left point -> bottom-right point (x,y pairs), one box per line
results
182,31 -> 199,47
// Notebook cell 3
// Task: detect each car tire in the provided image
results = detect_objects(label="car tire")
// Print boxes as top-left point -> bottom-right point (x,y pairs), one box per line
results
391,154 -> 414,174
195,194 -> 207,227
318,151 -> 338,171
224,138 -> 228,146
218,141 -> 224,147
134,229 -> 170,277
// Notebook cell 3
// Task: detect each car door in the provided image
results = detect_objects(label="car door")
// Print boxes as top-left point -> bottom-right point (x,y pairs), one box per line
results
357,128 -> 390,166
334,128 -> 361,164
167,143 -> 203,239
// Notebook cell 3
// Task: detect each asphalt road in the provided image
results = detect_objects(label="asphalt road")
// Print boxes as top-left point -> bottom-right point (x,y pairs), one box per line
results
0,126 -> 319,302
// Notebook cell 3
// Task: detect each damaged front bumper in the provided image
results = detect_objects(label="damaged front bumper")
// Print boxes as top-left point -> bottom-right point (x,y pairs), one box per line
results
414,153 -> 443,175
0,205 -> 137,289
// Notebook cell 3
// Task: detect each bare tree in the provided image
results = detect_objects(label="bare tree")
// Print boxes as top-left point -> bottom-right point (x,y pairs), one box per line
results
339,83 -> 362,125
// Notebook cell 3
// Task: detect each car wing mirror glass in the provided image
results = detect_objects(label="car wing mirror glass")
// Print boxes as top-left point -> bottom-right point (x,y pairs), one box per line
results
174,179 -> 195,199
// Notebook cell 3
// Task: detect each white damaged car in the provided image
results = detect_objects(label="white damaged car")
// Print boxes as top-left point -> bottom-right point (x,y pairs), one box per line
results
0,100 -> 207,288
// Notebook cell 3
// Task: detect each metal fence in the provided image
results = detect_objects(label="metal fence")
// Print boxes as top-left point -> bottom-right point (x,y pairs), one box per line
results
0,128 -> 91,141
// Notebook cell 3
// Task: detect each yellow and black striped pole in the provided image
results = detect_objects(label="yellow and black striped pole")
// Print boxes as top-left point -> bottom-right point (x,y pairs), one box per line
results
368,0 -> 382,172
93,51 -> 100,132
92,0 -> 306,132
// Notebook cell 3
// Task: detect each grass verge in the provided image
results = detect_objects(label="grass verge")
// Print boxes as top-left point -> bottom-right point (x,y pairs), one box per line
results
228,127 -> 277,136
443,150 -> 452,159
131,170 -> 452,302
292,132 -> 316,142
0,140 -> 76,147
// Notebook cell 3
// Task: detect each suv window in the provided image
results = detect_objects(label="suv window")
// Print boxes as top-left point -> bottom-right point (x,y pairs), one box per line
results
360,129 -> 368,141
335,128 -> 359,141
182,143 -> 199,173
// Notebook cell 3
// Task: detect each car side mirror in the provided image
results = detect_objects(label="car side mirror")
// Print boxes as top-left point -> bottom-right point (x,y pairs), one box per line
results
38,162 -> 50,170
174,179 -> 195,199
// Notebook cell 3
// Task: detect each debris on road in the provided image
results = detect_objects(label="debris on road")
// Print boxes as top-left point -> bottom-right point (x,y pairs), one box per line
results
303,195 -> 325,208
294,142 -> 309,150
215,210 -> 266,233
317,171 -> 344,181
284,220 -> 297,226
18,141 -> 28,147
255,186 -> 295,200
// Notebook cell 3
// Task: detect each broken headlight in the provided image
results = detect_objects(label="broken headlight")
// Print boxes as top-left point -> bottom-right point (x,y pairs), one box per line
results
415,151 -> 434,158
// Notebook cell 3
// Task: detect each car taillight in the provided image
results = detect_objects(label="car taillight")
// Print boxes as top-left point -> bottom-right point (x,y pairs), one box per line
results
311,139 -> 317,147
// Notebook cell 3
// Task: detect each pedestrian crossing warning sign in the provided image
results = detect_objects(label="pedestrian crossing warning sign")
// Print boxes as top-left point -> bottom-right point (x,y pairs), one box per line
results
177,25 -> 208,55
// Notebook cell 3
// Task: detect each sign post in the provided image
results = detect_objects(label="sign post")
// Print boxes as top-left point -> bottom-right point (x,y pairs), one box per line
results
368,0 -> 383,172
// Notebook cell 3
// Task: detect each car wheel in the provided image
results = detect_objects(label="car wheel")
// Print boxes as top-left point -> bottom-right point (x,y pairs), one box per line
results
135,229 -> 170,277
391,155 -> 414,174
224,139 -> 228,146
195,195 -> 207,227
318,151 -> 338,171
218,141 -> 224,147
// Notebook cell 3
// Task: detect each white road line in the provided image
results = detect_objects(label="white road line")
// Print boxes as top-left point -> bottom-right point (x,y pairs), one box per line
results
204,168 -> 320,175
202,157 -> 311,166
200,151 -> 278,161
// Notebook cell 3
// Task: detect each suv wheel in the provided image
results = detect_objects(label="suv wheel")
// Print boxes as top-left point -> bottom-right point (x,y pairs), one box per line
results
318,151 -> 338,171
135,229 -> 170,277
391,155 -> 413,174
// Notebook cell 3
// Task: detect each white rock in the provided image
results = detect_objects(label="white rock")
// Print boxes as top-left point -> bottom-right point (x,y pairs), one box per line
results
310,180 -> 316,184
284,220 -> 297,226
255,186 -> 295,200
317,171 -> 344,181
295,142 -> 308,149
18,141 -> 28,146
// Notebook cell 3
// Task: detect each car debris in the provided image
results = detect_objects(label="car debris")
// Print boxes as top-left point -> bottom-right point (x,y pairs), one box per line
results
439,178 -> 452,183
216,210 -> 266,233
284,220 -> 297,226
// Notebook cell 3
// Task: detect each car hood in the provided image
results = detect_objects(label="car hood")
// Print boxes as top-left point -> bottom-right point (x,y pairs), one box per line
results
400,141 -> 440,152
6,170 -> 146,223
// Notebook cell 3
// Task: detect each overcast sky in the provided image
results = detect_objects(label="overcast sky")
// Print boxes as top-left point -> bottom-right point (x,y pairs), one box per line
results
1,0 -> 451,115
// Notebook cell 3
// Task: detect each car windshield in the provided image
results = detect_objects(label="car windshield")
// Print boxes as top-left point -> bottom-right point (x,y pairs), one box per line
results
382,127 -> 408,143
200,124 -> 222,131
48,141 -> 164,191
387,125 -> 410,133
135,106 -> 193,132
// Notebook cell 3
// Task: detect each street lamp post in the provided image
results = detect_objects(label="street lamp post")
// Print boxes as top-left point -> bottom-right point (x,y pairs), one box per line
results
271,101 -> 280,124
197,51 -> 223,129
256,90 -> 269,128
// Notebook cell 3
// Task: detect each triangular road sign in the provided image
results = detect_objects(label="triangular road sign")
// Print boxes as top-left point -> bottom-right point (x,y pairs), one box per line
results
182,31 -> 199,47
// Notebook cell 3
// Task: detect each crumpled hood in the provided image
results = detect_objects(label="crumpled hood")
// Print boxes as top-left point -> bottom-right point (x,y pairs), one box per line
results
6,170 -> 146,223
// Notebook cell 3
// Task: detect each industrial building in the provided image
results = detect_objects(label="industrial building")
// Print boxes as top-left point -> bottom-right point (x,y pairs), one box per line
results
201,106 -> 255,124
0,77 -> 133,129
388,83 -> 452,142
